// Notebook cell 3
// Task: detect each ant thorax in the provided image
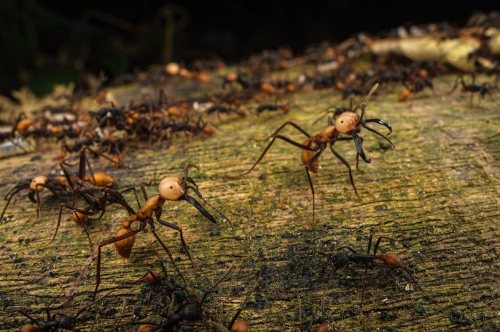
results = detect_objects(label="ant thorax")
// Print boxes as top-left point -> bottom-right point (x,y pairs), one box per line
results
318,125 -> 337,142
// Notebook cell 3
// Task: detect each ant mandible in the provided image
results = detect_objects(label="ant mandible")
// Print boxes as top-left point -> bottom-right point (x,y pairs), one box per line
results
93,165 -> 229,300
229,83 -> 393,226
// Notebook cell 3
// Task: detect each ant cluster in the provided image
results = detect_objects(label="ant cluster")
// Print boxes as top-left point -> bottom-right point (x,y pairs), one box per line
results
3,13 -> 498,331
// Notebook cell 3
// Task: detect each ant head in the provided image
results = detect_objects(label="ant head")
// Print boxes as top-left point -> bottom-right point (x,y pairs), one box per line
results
382,252 -> 402,266
159,177 -> 186,201
335,111 -> 359,134
30,176 -> 48,192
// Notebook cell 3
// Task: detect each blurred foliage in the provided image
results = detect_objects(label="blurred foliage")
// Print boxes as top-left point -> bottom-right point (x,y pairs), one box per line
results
0,0 -> 173,96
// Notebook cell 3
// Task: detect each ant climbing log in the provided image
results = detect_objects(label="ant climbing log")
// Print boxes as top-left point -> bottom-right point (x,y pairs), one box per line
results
0,75 -> 498,331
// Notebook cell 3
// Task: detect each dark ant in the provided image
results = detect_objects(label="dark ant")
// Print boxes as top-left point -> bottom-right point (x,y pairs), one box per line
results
399,77 -> 433,102
451,76 -> 496,104
228,84 -> 393,226
132,261 -> 248,332
256,103 -> 291,115
18,291 -> 112,332
90,105 -> 127,130
337,82 -> 369,100
93,165 -> 230,300
327,233 -> 424,295
222,72 -> 251,90
206,105 -> 246,117
50,150 -> 135,245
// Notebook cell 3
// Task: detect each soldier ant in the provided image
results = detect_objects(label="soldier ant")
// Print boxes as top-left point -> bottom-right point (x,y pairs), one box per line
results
327,233 -> 423,301
0,175 -> 68,222
451,76 -> 496,104
93,165 -> 230,299
229,84 -> 392,226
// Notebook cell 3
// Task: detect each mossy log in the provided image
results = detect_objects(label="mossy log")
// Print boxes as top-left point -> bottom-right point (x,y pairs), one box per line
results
0,75 -> 498,331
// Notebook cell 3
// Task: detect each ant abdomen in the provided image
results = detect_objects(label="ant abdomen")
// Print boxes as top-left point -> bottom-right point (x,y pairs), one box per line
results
382,252 -> 402,266
114,227 -> 136,258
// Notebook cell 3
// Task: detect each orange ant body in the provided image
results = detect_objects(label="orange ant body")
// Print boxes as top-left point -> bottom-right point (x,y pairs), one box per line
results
93,166 -> 229,300
229,84 -> 393,226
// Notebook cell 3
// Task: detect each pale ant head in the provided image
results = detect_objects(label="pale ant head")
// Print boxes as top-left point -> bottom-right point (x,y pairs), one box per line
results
159,177 -> 186,201
30,176 -> 48,192
335,111 -> 359,134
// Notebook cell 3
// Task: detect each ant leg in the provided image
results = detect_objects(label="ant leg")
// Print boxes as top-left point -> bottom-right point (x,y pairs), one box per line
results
373,236 -> 397,255
149,228 -> 186,284
356,153 -> 360,171
140,184 -> 148,200
399,266 -> 425,293
93,226 -> 142,300
264,121 -> 311,140
78,147 -> 88,180
102,188 -> 136,216
329,144 -> 360,199
1,185 -> 28,221
304,148 -> 324,227
304,167 -> 315,227
154,208 -> 194,264
229,135 -> 318,178
85,146 -> 124,169
49,204 -> 94,245
18,310 -> 40,325
367,233 -> 374,254
335,246 -> 358,254
120,187 -> 141,209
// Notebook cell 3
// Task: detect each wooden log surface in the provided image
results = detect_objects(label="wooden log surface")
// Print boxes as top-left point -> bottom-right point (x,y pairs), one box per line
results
0,75 -> 499,331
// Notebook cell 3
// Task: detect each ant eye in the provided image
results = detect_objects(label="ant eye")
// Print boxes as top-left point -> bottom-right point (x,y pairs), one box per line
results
170,186 -> 173,189
341,121 -> 344,123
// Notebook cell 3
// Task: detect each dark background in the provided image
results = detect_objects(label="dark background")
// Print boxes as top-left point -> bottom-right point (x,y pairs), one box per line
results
0,0 -> 497,95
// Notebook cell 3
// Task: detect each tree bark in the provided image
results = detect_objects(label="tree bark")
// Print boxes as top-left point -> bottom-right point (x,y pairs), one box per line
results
0,77 -> 498,331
